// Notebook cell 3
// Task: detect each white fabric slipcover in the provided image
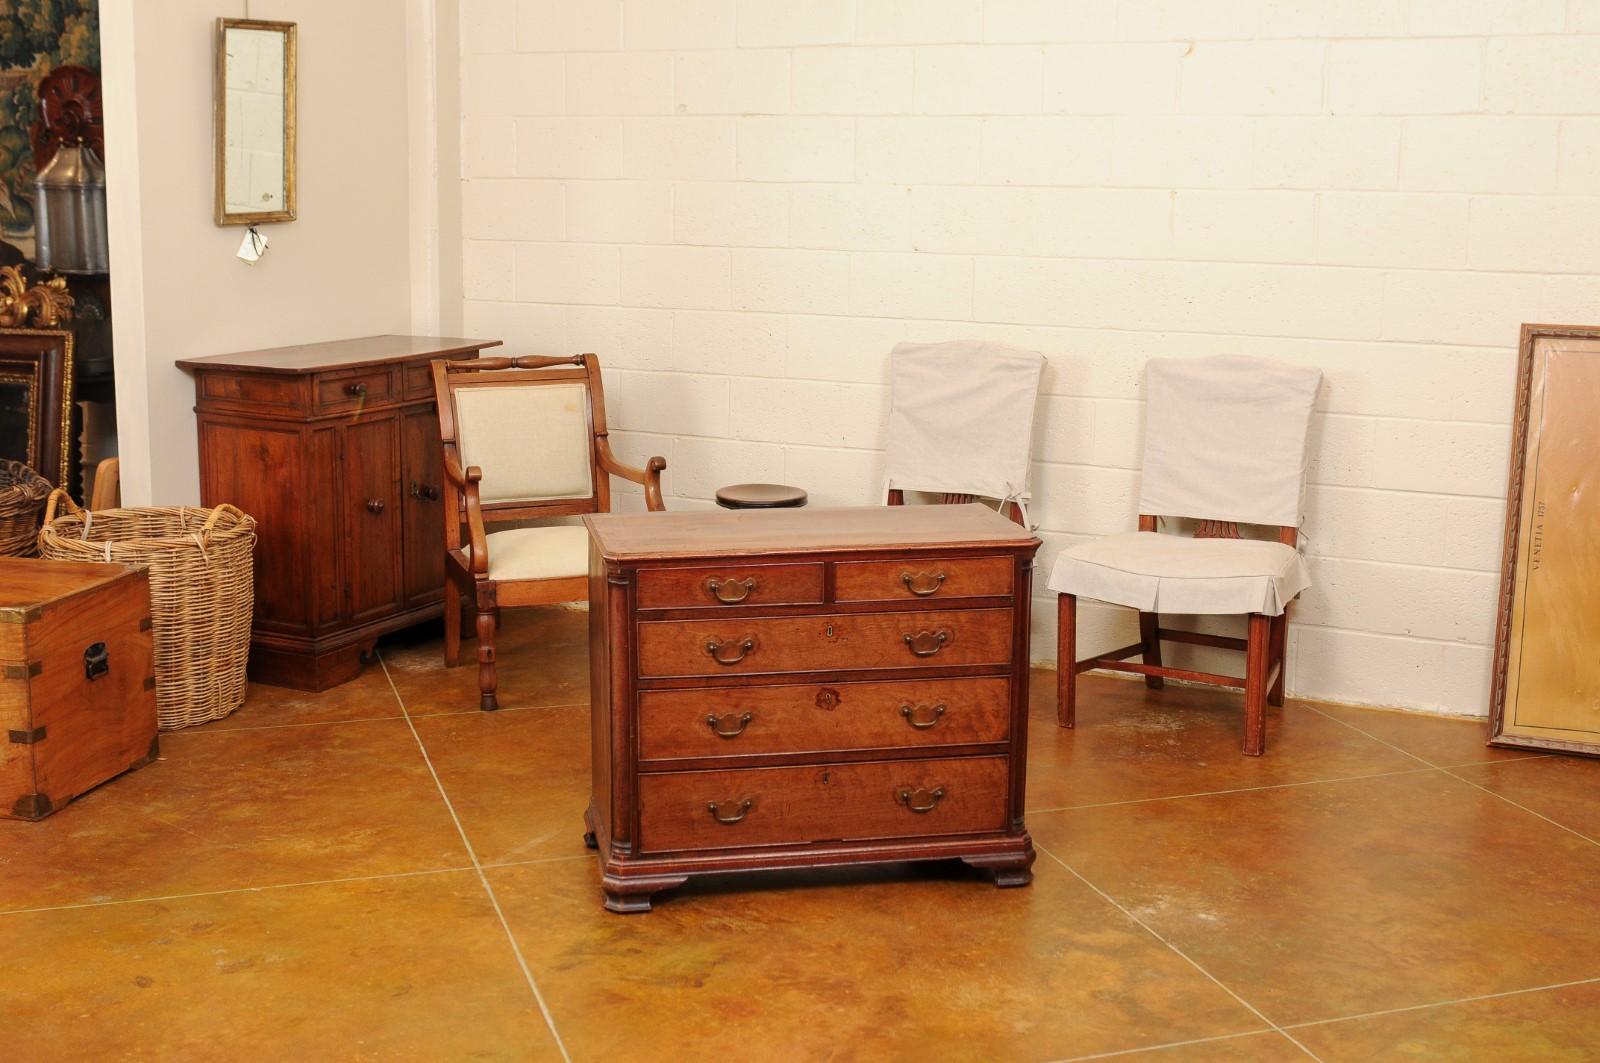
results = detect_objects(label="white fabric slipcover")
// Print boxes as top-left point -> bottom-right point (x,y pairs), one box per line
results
484,525 -> 589,581
882,340 -> 1046,516
1048,531 -> 1309,617
455,383 -> 594,504
1139,355 -> 1322,527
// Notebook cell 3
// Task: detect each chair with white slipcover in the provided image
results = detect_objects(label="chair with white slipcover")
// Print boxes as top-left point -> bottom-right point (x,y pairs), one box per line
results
432,353 -> 665,712
882,340 -> 1046,525
1050,354 -> 1323,756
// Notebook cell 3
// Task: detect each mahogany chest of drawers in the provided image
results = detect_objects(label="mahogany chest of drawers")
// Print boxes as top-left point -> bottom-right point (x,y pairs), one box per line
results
583,504 -> 1041,913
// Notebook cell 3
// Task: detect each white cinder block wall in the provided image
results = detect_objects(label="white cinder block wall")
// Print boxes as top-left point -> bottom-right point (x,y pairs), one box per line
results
453,0 -> 1600,717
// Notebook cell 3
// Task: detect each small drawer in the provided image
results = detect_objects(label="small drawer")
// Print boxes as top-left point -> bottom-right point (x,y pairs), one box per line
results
639,677 -> 1011,762
636,563 -> 824,611
637,755 -> 1009,853
834,554 -> 1014,603
402,361 -> 437,400
314,368 -> 397,413
635,608 -> 1013,679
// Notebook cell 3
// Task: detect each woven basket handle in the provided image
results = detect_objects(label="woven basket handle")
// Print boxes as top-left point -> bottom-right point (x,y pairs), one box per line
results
43,488 -> 82,525
201,503 -> 247,534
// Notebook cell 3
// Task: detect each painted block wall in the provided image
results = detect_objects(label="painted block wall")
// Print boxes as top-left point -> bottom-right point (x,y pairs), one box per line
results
453,0 -> 1600,716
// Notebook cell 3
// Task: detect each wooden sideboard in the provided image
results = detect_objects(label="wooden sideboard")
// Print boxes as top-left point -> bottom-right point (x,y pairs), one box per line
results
178,335 -> 501,690
583,503 -> 1041,912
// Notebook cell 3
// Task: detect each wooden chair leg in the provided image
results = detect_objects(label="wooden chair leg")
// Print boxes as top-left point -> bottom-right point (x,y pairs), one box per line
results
477,607 -> 500,712
1138,610 -> 1164,689
1057,594 -> 1077,729
1243,613 -> 1270,756
1268,606 -> 1290,706
444,579 -> 462,667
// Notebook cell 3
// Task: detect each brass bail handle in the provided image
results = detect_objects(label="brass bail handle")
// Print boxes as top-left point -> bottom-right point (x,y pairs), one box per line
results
705,637 -> 756,665
903,630 -> 949,657
707,798 -> 753,824
706,576 -> 756,604
706,711 -> 754,738
901,570 -> 947,597
897,786 -> 947,813
900,703 -> 946,730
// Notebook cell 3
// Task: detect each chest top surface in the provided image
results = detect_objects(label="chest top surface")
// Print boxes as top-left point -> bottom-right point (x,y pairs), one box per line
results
174,335 -> 501,375
584,503 -> 1039,563
0,558 -> 140,615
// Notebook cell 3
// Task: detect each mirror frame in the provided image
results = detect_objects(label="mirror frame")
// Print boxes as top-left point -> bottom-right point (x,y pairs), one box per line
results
214,17 -> 297,226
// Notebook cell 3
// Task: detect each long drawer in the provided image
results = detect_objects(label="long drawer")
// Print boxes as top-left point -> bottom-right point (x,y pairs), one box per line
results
637,755 -> 1009,853
638,677 -> 1011,761
635,608 -> 1014,679
833,554 -> 1014,603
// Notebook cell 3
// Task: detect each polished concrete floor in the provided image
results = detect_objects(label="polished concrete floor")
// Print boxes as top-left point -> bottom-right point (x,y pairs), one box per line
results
4,606 -> 1598,1061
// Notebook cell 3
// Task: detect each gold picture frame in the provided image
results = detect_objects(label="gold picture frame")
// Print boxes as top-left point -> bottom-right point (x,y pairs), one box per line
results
214,18 -> 297,226
0,327 -> 75,489
1488,323 -> 1600,757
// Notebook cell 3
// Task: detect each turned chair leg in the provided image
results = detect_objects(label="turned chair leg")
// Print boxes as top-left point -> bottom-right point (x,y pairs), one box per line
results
1057,593 -> 1077,728
476,607 -> 499,712
444,580 -> 462,668
1138,610 -> 1164,689
1267,607 -> 1289,706
1242,613 -> 1271,756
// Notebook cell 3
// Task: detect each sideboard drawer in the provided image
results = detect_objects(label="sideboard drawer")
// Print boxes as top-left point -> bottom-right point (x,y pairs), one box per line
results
637,755 -> 1009,852
314,367 -> 398,413
636,608 -> 1014,678
834,554 -> 1014,603
639,676 -> 1011,761
636,562 -> 825,610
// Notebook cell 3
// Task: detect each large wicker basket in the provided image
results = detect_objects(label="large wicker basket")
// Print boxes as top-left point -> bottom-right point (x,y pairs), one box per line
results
0,459 -> 51,557
39,491 -> 258,730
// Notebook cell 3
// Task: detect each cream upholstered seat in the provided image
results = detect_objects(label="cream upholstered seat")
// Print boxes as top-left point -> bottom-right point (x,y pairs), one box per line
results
1051,354 -> 1323,756
483,526 -> 589,581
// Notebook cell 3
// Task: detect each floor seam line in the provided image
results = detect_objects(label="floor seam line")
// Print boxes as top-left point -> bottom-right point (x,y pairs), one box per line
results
1035,842 -> 1326,1063
1279,973 -> 1600,1029
1436,766 -> 1600,848
1047,1027 -> 1291,1062
168,714 -> 409,735
1024,764 -> 1438,814
1297,703 -> 1438,767
378,652 -> 574,1063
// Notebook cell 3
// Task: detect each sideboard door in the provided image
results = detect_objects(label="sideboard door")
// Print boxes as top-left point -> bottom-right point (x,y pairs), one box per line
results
341,415 -> 404,623
400,405 -> 447,609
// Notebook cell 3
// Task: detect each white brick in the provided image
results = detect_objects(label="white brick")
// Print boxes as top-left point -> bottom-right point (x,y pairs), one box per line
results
1303,484 -> 1504,572
1116,0 -> 1261,42
674,51 -> 789,116
1468,197 -> 1600,274
984,0 -> 1118,42
856,0 -> 982,44
1487,38 -> 1600,114
1257,2 -> 1405,37
1178,41 -> 1324,116
462,179 -> 563,240
909,186 -> 1033,255
463,117 -> 515,177
737,118 -> 855,182
1381,270 -> 1544,347
1292,627 -> 1454,713
607,369 -> 731,435
462,241 -> 515,301
731,380 -> 888,447
674,181 -> 790,246
517,0 -> 621,50
1558,119 -> 1600,194
1044,43 -> 1182,115
564,305 -> 674,369
975,257 -> 1143,330
1030,463 -> 1139,535
1111,117 -> 1253,188
1329,40 -> 1481,115
1032,189 -> 1172,259
782,445 -> 887,506
790,185 -> 913,251
464,299 -> 566,349
1576,0 -> 1600,31
515,118 -> 620,178
622,0 -> 736,50
1541,275 -> 1600,325
915,47 -> 1043,115
736,0 -> 853,46
621,118 -> 737,179
1174,263 -> 1386,340
981,118 -> 1112,185
1407,0 -> 1565,35
461,55 -> 564,116
564,181 -> 673,243
565,53 -> 672,115
1311,416 -> 1511,498
672,437 -> 787,499
783,316 -> 905,383
792,48 -> 915,115
1033,395 -> 1096,465
621,245 -> 732,309
731,248 -> 851,314
1254,118 -> 1400,190
462,0 -> 515,54
1174,191 -> 1315,263
514,243 -> 621,304
1401,118 -> 1560,194
849,252 -> 972,320
1317,192 -> 1469,269
671,310 -> 787,376
855,118 -> 983,183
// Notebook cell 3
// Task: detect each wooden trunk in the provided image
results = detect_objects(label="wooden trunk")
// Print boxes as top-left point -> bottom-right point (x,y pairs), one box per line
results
0,558 -> 159,820
176,335 -> 500,691
584,503 -> 1041,913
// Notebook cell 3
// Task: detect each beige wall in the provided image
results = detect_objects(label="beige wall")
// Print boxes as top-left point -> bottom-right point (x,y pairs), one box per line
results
110,0 -> 418,505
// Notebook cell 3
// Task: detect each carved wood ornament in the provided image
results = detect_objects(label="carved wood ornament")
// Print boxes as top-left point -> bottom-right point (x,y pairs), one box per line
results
0,267 -> 75,329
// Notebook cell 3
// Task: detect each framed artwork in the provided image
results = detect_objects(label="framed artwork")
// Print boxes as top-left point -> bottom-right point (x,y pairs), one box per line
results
0,327 -> 74,489
1488,324 -> 1600,757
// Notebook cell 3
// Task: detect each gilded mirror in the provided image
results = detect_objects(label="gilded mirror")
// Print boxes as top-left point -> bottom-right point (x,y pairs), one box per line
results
215,18 -> 296,225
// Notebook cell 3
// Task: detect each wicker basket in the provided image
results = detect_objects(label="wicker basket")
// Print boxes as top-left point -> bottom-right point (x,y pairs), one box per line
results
0,459 -> 51,557
39,490 -> 258,730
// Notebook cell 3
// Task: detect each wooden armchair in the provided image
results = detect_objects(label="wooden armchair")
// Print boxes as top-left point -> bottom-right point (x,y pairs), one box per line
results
432,353 -> 665,711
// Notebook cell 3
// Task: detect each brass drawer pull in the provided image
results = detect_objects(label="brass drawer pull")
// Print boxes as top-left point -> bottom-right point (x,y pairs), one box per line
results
706,711 -> 753,738
901,570 -> 947,597
900,703 -> 946,730
706,576 -> 756,604
897,786 -> 946,813
705,637 -> 755,665
345,381 -> 367,398
366,498 -> 386,515
409,481 -> 440,502
708,798 -> 753,824
902,630 -> 949,657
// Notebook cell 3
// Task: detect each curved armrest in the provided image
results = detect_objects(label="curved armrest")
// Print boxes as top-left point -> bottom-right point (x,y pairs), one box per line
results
597,436 -> 667,512
443,445 -> 490,574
